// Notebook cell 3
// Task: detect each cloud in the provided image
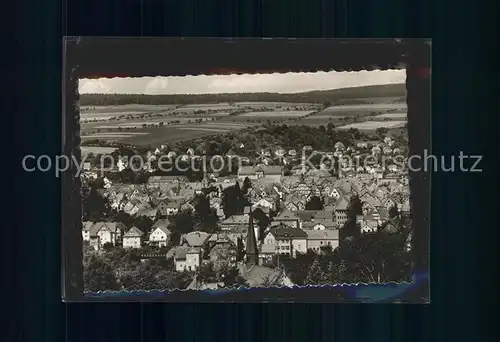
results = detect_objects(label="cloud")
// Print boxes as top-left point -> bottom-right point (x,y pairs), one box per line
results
79,69 -> 405,95
78,79 -> 112,94
145,77 -> 169,94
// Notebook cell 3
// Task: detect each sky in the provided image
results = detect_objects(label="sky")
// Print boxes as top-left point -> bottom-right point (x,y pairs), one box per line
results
79,69 -> 405,95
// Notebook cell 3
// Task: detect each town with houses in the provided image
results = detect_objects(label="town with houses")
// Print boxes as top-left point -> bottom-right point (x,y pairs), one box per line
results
81,123 -> 413,292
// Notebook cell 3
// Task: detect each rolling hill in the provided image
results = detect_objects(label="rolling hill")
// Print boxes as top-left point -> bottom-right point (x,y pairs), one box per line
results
79,83 -> 406,106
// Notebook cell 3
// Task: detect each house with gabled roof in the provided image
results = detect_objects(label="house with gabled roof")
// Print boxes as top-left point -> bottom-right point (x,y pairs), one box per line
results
305,229 -> 339,252
360,218 -> 379,233
400,195 -> 411,213
334,141 -> 346,151
284,201 -> 299,212
82,221 -> 94,242
205,234 -> 238,269
253,197 -> 275,211
156,199 -> 182,216
356,141 -> 369,149
273,208 -> 301,229
181,231 -> 210,248
84,221 -> 126,250
329,186 -> 347,200
296,210 -> 319,227
149,219 -> 171,247
136,207 -> 158,220
258,243 -> 277,264
237,165 -> 283,182
295,182 -> 312,196
309,210 -> 337,230
382,196 -> 396,210
334,196 -> 350,226
123,199 -> 142,216
222,213 -> 261,241
174,247 -> 202,272
372,145 -> 382,155
361,194 -> 382,214
274,146 -> 286,157
123,226 -> 144,248
263,224 -> 308,257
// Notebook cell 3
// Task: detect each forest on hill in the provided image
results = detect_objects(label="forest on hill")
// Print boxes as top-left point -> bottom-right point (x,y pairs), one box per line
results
79,83 -> 406,106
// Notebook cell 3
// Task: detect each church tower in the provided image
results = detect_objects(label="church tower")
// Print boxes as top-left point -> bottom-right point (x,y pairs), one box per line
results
245,209 -> 259,266
201,164 -> 209,188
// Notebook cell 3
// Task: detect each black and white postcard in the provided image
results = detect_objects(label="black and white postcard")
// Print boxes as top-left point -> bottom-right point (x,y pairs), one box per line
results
61,38 -> 430,302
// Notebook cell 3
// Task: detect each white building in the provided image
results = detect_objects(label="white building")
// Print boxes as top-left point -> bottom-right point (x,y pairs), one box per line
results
123,226 -> 144,248
149,219 -> 171,247
305,229 -> 339,252
174,247 -> 202,272
82,221 -> 126,250
263,225 -> 308,258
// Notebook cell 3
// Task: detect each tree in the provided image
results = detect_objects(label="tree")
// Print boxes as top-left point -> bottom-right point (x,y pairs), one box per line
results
325,261 -> 343,284
242,177 -> 252,194
222,183 -> 250,217
119,260 -> 159,290
389,205 -> 399,219
133,216 -> 153,233
280,250 -> 317,285
169,210 -> 195,235
192,194 -> 218,233
197,262 -> 218,283
327,122 -> 335,134
305,259 -> 327,285
334,230 -> 411,283
219,264 -> 248,288
236,237 -> 245,262
252,208 -> 271,241
102,242 -> 114,251
376,127 -> 389,136
341,195 -> 363,239
82,186 -> 111,221
83,255 -> 120,292
305,196 -> 324,211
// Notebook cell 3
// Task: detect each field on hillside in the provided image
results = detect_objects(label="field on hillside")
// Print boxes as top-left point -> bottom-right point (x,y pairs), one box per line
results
122,121 -> 257,145
81,120 -> 258,146
173,104 -> 237,112
80,146 -> 117,156
80,104 -> 180,123
336,120 -> 406,131
371,112 -> 408,120
235,110 -> 314,118
321,103 -> 406,115
79,84 -> 408,145
81,104 -> 179,112
235,102 -> 319,108
332,96 -> 405,105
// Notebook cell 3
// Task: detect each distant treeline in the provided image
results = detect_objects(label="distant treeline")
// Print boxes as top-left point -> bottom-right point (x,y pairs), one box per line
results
79,83 -> 406,106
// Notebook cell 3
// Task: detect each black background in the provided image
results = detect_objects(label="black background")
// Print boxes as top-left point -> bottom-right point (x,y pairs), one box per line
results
11,0 -> 493,341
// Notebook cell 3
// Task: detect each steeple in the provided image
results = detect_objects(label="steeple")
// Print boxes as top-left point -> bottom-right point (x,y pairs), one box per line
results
202,164 -> 209,188
245,208 -> 259,266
